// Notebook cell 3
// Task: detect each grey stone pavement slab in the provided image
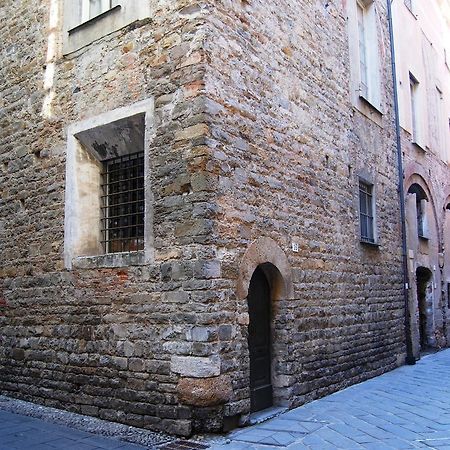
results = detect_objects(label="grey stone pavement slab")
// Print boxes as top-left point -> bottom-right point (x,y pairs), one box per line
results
0,410 -> 152,449
209,349 -> 450,449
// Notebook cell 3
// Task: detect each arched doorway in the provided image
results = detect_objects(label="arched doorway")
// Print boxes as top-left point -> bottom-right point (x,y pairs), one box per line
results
247,266 -> 273,412
416,267 -> 433,351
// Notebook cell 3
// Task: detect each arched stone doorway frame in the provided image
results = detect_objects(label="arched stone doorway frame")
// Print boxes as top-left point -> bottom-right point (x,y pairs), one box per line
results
237,237 -> 294,302
237,237 -> 295,414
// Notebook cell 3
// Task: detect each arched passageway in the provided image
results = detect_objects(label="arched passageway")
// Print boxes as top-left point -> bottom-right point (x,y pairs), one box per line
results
416,267 -> 434,351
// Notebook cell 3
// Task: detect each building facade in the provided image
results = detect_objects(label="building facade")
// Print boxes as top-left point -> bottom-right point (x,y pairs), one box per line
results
0,0 -> 447,437
391,0 -> 450,358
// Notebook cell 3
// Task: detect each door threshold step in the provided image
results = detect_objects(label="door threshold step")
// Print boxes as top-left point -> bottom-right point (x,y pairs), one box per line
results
248,407 -> 287,425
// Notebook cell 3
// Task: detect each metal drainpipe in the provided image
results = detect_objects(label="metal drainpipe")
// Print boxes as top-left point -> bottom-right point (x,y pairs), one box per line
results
386,0 -> 416,365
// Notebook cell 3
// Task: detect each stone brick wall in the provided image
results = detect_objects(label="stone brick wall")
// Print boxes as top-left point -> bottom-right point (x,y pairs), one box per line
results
392,0 -> 450,357
0,0 -> 215,437
402,134 -> 450,354
0,0 -> 411,437
203,0 -> 405,421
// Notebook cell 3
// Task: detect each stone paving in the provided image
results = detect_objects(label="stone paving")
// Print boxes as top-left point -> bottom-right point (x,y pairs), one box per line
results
0,410 -> 149,450
210,349 -> 450,449
1,349 -> 450,449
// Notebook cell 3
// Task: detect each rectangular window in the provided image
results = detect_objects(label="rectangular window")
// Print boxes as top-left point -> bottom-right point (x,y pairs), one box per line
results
81,0 -> 112,22
355,0 -> 381,109
359,181 -> 375,243
64,99 -> 154,269
409,73 -> 420,143
357,2 -> 369,99
417,198 -> 429,239
101,152 -> 145,254
435,86 -> 444,155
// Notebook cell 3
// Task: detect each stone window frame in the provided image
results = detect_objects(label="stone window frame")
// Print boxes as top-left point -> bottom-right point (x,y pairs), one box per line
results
62,0 -> 151,55
64,99 -> 155,270
357,172 -> 379,247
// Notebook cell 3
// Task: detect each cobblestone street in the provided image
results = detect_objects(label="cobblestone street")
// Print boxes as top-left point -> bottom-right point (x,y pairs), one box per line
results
211,349 -> 450,449
1,349 -> 450,449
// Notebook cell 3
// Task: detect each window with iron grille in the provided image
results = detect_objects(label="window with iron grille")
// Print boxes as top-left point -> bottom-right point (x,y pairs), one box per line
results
359,181 -> 375,243
101,151 -> 144,253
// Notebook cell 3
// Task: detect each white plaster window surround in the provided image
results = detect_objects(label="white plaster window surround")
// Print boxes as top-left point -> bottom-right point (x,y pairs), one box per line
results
63,0 -> 151,54
64,99 -> 155,270
347,0 -> 383,117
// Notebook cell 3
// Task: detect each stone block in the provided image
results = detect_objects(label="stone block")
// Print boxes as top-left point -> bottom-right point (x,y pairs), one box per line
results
193,259 -> 221,279
177,375 -> 232,407
161,419 -> 192,437
174,123 -> 208,141
128,358 -> 144,372
218,325 -> 233,341
11,348 -> 25,360
161,291 -> 189,303
170,356 -> 220,378
187,326 -> 214,342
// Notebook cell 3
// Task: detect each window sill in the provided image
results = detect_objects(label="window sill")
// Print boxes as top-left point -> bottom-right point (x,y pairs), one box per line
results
412,141 -> 427,152
72,251 -> 145,269
418,234 -> 429,242
360,240 -> 380,248
68,5 -> 122,35
359,94 -> 383,116
353,95 -> 383,127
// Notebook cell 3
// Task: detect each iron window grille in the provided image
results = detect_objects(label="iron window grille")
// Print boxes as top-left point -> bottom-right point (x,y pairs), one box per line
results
101,151 -> 144,253
359,181 -> 375,243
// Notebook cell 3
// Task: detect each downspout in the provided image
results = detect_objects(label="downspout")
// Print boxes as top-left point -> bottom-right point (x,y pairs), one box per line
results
386,0 -> 416,364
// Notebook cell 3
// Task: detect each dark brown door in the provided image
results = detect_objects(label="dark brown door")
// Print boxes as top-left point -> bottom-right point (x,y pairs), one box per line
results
248,266 -> 273,412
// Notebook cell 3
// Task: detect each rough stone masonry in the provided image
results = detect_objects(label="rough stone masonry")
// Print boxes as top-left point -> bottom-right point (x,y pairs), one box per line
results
0,0 -> 407,437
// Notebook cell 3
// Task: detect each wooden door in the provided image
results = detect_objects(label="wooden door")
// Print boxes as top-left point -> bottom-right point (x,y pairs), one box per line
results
247,266 -> 273,412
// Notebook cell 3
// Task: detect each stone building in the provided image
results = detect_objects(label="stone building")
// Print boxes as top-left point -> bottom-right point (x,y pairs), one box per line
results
391,0 -> 450,359
0,0 -> 446,437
